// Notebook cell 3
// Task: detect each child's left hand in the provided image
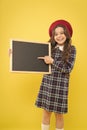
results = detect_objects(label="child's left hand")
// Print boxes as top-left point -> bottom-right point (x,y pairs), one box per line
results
38,56 -> 54,64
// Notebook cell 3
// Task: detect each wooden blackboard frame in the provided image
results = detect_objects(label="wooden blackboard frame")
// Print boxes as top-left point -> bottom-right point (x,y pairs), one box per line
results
10,39 -> 51,74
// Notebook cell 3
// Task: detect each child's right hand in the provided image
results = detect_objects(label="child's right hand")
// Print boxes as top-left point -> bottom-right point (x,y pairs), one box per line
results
8,49 -> 12,57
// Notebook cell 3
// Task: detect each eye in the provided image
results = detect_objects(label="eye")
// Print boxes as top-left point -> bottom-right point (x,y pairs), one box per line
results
60,32 -> 64,34
55,33 -> 58,36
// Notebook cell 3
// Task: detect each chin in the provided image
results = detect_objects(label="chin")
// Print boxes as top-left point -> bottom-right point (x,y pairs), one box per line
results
58,42 -> 64,45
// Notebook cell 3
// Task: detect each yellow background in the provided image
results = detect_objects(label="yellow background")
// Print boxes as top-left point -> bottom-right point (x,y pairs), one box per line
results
0,0 -> 87,130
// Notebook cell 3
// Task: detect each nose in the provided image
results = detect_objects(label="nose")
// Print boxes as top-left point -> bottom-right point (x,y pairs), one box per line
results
57,34 -> 61,38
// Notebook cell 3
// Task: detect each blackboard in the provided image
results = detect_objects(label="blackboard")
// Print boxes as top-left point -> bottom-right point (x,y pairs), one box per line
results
10,40 -> 51,73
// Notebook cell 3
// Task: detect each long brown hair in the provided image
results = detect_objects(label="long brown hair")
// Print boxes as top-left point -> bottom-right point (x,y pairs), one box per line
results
48,25 -> 72,62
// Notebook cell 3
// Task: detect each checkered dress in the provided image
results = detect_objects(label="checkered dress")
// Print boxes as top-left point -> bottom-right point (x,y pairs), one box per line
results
35,45 -> 76,114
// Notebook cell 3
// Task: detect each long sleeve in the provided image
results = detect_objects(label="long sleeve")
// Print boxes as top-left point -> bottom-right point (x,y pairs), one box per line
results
52,45 -> 76,73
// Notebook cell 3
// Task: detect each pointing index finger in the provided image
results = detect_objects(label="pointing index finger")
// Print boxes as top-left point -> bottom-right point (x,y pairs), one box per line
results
37,57 -> 44,59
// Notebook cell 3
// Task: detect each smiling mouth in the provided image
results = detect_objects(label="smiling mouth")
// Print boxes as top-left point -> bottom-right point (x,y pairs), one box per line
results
57,39 -> 64,41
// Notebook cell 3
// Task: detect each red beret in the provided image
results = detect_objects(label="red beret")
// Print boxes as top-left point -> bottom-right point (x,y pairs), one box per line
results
49,19 -> 73,37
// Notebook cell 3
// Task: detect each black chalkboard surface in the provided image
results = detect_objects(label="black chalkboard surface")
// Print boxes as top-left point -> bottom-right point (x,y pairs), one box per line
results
10,40 -> 51,73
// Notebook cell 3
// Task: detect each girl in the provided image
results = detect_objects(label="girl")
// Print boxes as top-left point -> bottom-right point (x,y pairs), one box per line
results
35,19 -> 76,130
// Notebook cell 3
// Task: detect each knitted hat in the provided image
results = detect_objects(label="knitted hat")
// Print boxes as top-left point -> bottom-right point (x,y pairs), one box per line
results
49,19 -> 73,37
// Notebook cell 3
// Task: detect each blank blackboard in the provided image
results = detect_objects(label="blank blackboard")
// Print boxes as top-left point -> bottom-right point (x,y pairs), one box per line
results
10,40 -> 51,73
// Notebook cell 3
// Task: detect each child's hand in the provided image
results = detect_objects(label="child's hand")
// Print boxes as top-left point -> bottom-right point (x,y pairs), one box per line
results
8,49 -> 12,57
38,56 -> 54,64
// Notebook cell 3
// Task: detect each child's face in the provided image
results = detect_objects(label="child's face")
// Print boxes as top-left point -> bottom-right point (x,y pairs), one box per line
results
54,27 -> 66,45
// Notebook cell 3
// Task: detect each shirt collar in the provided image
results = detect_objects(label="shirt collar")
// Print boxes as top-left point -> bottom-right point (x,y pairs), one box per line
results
55,45 -> 64,51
